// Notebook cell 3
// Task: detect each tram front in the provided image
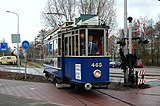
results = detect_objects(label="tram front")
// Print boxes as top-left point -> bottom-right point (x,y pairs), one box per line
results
62,25 -> 110,90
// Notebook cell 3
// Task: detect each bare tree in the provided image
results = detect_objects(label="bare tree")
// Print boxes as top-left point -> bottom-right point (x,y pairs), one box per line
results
108,35 -> 119,61
34,29 -> 47,60
78,0 -> 117,30
153,20 -> 160,66
42,0 -> 116,30
41,0 -> 77,29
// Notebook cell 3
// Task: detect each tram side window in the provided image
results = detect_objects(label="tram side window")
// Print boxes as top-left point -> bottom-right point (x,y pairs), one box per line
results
43,42 -> 52,58
53,39 -> 58,57
80,30 -> 85,56
76,35 -> 79,56
48,42 -> 52,57
58,37 -> 61,55
65,37 -> 68,55
72,36 -> 75,55
64,35 -> 75,56
69,37 -> 72,55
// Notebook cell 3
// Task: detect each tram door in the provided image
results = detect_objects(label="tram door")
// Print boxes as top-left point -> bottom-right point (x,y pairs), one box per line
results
63,31 -> 79,56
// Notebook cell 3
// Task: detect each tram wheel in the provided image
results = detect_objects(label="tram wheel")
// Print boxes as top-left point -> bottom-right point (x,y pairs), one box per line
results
70,83 -> 75,89
74,84 -> 86,91
45,72 -> 49,80
55,83 -> 61,88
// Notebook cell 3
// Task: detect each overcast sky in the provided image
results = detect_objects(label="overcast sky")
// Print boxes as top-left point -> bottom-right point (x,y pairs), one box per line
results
0,0 -> 46,48
117,0 -> 160,28
0,0 -> 160,49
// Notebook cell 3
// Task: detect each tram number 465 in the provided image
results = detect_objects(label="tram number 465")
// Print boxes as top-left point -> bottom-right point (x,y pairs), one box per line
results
91,62 -> 102,68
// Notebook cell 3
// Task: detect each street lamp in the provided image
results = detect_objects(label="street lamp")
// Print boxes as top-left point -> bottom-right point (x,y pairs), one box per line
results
123,0 -> 128,84
6,11 -> 20,68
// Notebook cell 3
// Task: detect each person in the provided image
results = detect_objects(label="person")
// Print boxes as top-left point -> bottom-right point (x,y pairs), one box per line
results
80,42 -> 85,55
88,35 -> 99,55
96,40 -> 102,55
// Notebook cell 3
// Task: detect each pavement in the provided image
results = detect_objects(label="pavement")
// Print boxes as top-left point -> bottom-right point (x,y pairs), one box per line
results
0,79 -> 160,106
0,66 -> 160,106
0,93 -> 58,106
0,79 -> 85,106
0,66 -> 59,106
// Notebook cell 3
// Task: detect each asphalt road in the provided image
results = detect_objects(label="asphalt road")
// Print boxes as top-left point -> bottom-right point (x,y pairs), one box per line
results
0,65 -> 44,76
110,66 -> 160,86
0,65 -> 160,86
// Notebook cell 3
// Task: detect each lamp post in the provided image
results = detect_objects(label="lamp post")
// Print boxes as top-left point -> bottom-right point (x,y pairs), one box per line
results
123,0 -> 128,84
6,11 -> 20,69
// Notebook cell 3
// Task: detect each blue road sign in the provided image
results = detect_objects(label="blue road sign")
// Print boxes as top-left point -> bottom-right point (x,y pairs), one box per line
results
48,43 -> 52,52
0,43 -> 8,52
22,40 -> 30,49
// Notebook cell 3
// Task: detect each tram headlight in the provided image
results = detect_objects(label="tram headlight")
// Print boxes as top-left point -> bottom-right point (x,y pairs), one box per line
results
93,70 -> 101,78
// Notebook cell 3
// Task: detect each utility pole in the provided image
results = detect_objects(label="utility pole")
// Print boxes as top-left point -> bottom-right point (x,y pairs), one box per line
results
123,0 -> 128,84
7,11 -> 20,69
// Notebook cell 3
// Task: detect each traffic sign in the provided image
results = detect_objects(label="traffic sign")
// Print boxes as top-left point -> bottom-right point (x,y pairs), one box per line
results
11,34 -> 21,43
22,40 -> 30,49
0,43 -> 8,52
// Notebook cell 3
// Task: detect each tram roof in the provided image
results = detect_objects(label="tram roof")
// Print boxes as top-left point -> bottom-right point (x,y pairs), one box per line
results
58,25 -> 109,34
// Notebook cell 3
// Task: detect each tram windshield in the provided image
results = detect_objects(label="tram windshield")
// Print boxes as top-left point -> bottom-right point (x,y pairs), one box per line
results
80,29 -> 104,56
63,28 -> 106,56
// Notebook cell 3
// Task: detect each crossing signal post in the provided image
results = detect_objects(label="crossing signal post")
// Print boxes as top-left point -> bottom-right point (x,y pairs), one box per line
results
117,38 -> 127,84
138,39 -> 149,46
127,17 -> 135,85
117,17 -> 135,85
117,16 -> 149,87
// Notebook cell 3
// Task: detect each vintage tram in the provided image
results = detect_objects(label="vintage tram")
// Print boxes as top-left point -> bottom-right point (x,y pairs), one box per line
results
43,14 -> 110,90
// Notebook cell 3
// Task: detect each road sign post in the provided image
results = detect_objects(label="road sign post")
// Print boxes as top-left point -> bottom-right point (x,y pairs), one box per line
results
11,34 -> 21,68
0,43 -> 8,58
0,43 -> 8,52
22,40 -> 30,80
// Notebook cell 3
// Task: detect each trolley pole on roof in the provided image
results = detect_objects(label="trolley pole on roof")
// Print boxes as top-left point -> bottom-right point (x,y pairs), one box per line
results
46,12 -> 66,25
46,13 -> 65,15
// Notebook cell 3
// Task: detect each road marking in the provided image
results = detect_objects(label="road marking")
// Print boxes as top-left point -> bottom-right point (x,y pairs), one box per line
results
30,87 -> 36,90
145,79 -> 159,82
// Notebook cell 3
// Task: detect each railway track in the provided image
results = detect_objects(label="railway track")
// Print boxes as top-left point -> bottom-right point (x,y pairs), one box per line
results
65,89 -> 88,106
64,88 -> 135,106
95,89 -> 135,106
0,64 -> 44,76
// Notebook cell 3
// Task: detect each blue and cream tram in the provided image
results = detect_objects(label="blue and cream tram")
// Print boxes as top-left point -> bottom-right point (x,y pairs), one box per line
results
43,19 -> 110,90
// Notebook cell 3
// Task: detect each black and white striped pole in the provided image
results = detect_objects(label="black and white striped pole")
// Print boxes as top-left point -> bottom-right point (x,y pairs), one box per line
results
127,17 -> 135,85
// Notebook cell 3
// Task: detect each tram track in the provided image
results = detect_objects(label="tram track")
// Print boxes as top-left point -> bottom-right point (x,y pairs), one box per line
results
95,89 -> 135,106
64,88 -> 136,106
65,89 -> 88,106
